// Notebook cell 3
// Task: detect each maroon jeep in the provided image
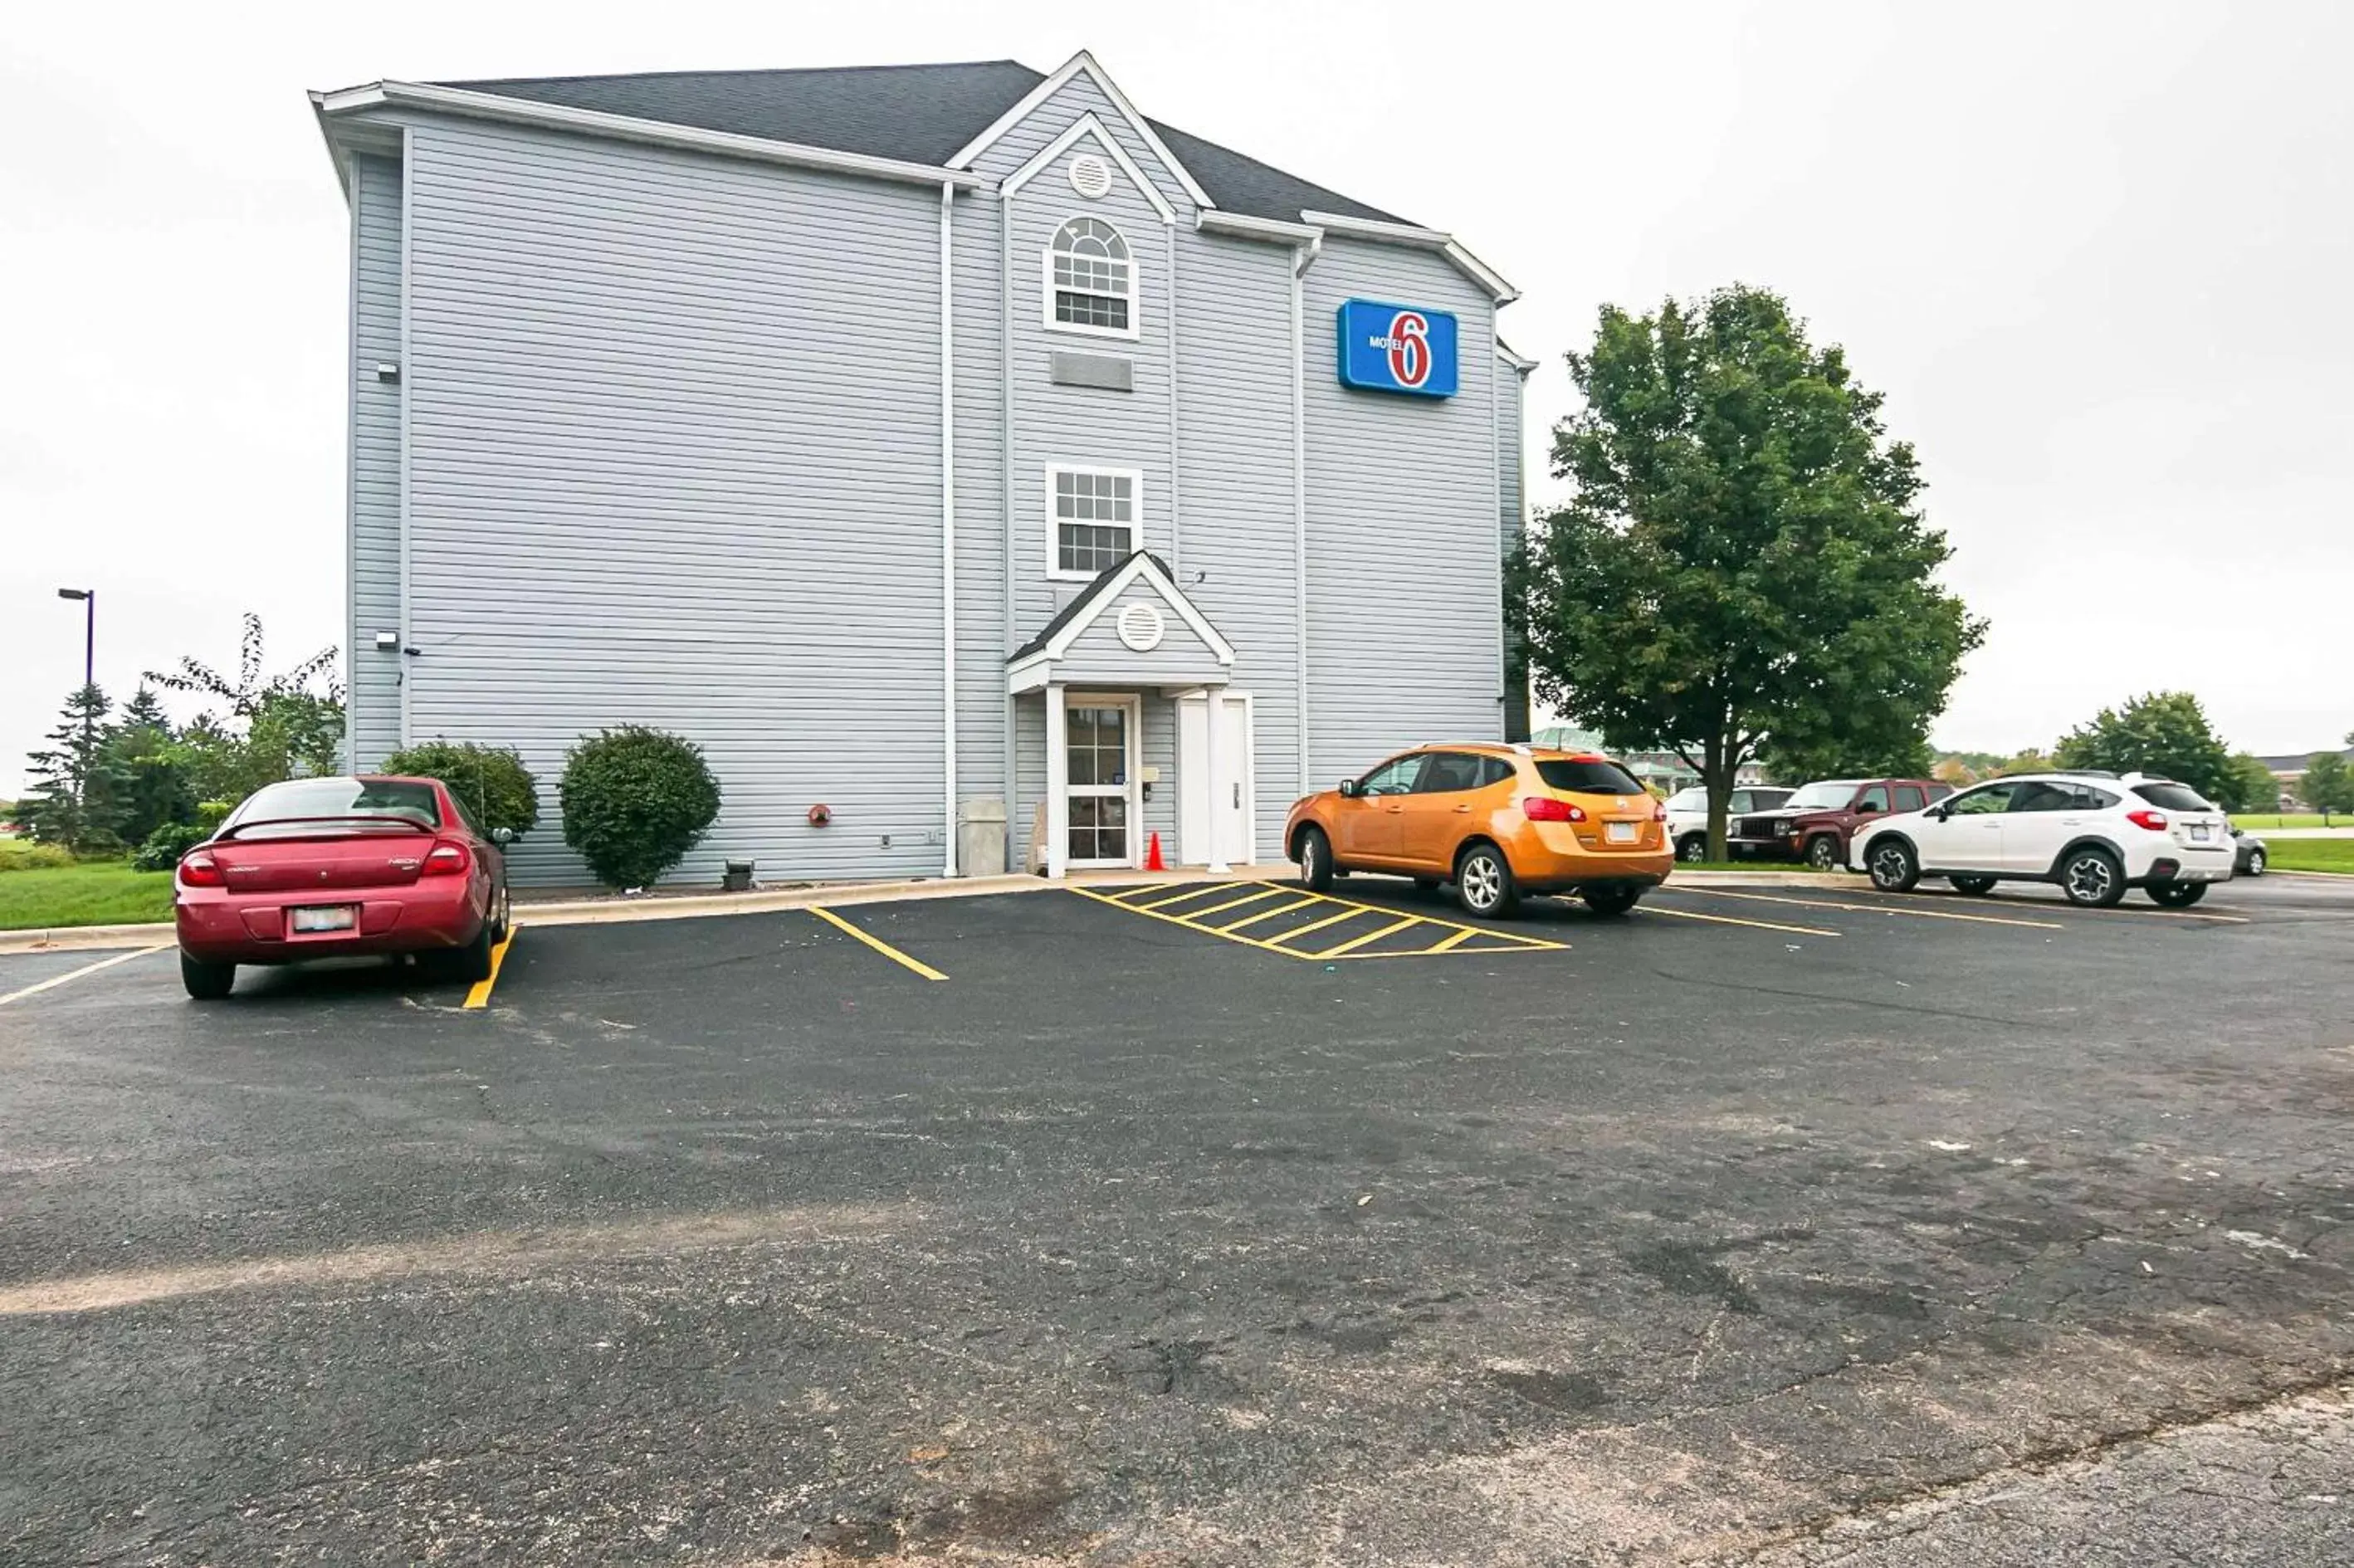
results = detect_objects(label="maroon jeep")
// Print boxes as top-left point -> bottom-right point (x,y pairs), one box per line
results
1727,778 -> 1954,869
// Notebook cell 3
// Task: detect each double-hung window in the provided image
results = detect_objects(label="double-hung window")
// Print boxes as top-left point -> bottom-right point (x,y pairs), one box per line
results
1046,217 -> 1134,336
1050,467 -> 1137,578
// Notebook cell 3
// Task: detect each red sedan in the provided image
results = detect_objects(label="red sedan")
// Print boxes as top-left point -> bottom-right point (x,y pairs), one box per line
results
174,775 -> 511,1000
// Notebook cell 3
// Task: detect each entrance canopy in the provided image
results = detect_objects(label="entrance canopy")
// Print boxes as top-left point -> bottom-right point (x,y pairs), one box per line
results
1007,551 -> 1234,695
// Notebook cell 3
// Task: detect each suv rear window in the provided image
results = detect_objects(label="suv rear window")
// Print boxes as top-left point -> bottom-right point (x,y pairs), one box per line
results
2131,781 -> 2211,812
1536,758 -> 1646,795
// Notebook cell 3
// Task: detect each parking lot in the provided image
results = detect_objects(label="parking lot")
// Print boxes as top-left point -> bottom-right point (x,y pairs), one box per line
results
4,872 -> 2352,1565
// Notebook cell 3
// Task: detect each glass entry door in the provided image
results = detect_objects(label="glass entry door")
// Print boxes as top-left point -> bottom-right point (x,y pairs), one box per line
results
1066,700 -> 1135,867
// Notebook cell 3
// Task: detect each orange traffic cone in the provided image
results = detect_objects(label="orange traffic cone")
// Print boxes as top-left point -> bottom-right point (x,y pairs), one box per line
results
1145,832 -> 1166,872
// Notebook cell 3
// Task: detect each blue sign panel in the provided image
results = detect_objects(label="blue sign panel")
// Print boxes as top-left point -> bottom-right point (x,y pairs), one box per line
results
1336,299 -> 1459,398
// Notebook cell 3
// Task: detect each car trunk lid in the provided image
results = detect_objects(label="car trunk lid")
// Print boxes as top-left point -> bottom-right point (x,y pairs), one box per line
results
214,829 -> 434,892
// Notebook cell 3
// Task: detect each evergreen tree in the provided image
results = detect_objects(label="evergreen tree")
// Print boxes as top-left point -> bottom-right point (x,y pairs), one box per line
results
21,686 -> 129,851
105,685 -> 195,844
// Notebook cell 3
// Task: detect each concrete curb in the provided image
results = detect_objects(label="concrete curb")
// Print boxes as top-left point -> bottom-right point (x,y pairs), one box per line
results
0,863 -> 1852,955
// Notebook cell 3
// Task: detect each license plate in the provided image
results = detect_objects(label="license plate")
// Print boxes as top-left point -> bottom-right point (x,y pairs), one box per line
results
1605,821 -> 1639,844
291,906 -> 356,933
2189,825 -> 2210,843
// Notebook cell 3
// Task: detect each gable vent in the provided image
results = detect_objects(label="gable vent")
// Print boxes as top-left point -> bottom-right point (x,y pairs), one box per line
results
1068,153 -> 1113,200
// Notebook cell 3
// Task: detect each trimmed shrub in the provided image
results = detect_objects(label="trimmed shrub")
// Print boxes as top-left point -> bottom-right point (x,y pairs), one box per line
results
559,726 -> 722,889
133,821 -> 212,872
380,740 -> 541,840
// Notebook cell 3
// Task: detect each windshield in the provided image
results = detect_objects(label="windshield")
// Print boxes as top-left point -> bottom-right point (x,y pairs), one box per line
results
227,777 -> 441,836
1780,781 -> 1860,812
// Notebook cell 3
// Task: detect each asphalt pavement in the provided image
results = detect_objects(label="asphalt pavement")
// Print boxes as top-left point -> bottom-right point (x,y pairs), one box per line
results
2,871 -> 2352,1565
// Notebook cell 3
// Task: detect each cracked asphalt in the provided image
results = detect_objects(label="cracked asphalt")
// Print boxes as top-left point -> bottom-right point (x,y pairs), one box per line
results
2,872 -> 2351,1565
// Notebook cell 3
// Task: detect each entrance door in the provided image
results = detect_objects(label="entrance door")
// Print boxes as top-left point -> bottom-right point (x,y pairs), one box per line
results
1065,698 -> 1137,868
1178,691 -> 1255,867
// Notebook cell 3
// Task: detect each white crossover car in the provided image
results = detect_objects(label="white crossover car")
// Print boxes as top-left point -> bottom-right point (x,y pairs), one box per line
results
1849,772 -> 2234,908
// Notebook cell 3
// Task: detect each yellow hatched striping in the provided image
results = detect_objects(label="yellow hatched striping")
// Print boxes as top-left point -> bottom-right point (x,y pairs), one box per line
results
1219,896 -> 1323,931
1183,886 -> 1296,921
1310,916 -> 1424,958
1081,881 -> 1568,960
1261,906 -> 1370,948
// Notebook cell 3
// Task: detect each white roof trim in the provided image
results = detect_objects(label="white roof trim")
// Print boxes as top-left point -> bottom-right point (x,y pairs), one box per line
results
1300,208 -> 1521,304
1496,339 -> 1541,374
1003,114 -> 1175,224
1032,554 -> 1238,674
947,51 -> 1215,212
311,81 -> 993,192
1197,209 -> 1321,244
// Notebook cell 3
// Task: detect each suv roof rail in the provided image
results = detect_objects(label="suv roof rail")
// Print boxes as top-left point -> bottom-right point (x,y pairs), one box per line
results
2051,769 -> 2118,779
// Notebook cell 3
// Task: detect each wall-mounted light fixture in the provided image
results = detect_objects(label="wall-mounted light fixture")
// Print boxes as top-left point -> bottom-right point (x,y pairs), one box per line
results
374,363 -> 401,383
374,631 -> 400,650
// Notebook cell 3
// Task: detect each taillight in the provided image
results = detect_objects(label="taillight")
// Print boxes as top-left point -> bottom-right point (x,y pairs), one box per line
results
1523,797 -> 1587,823
1652,801 -> 1668,821
179,851 -> 224,887
422,842 -> 471,877
2126,809 -> 2169,833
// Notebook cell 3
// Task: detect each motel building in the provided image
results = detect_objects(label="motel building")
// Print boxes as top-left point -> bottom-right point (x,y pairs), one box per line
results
311,51 -> 1532,886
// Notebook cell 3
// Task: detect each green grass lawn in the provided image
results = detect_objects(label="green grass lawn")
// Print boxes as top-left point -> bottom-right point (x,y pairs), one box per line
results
2264,839 -> 2354,874
0,862 -> 175,931
2231,813 -> 2338,829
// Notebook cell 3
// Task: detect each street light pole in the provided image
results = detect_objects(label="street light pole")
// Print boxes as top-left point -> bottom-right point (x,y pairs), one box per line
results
57,589 -> 95,804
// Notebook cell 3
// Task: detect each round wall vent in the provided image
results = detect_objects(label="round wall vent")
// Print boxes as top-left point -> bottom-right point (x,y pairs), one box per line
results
1068,153 -> 1114,200
1116,601 -> 1165,652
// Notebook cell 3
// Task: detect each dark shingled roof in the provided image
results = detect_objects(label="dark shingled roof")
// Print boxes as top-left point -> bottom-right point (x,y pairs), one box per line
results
1012,551 -> 1177,662
436,59 -> 1407,225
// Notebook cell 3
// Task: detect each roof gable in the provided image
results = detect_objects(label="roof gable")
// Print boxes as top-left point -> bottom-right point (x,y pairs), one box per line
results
1009,552 -> 1234,674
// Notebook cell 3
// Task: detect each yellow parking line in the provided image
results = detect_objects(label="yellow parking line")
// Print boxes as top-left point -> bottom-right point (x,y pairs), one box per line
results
1184,886 -> 1293,921
1263,906 -> 1371,948
808,906 -> 948,981
1427,926 -> 1479,953
1332,941 -> 1560,960
1311,916 -> 1422,958
1070,886 -> 1311,958
1221,896 -> 1321,931
1672,887 -> 2064,931
1639,905 -> 1842,938
0,944 -> 169,1008
462,925 -> 520,1009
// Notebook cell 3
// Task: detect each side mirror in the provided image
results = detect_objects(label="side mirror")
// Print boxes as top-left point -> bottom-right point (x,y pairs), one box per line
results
1337,779 -> 1358,799
491,827 -> 515,846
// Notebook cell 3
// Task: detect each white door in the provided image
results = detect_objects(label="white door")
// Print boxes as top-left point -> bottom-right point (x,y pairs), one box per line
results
1917,781 -> 2012,871
1178,691 -> 1254,867
1065,697 -> 1139,869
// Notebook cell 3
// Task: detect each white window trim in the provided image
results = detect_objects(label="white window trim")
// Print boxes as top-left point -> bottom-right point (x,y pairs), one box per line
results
1045,464 -> 1144,582
1041,217 -> 1141,343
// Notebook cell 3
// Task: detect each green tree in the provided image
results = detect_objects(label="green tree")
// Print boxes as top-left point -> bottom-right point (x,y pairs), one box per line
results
2303,750 -> 2354,824
2053,691 -> 2234,801
104,686 -> 195,844
147,614 -> 344,804
20,686 -> 129,851
1759,732 -> 1936,788
380,739 -> 541,840
2217,751 -> 2282,815
1511,284 -> 1986,856
147,611 -> 339,723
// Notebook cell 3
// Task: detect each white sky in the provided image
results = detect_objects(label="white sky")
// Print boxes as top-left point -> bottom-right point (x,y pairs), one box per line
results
5,1 -> 2349,796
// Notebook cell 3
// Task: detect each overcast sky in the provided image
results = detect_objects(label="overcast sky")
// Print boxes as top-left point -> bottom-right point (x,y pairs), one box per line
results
5,1 -> 2348,796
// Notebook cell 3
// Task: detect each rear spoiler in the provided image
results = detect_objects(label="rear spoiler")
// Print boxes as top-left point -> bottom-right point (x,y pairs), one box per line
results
216,813 -> 436,839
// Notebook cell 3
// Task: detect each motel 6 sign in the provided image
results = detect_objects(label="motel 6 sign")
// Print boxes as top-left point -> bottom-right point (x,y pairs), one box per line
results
1336,298 -> 1460,398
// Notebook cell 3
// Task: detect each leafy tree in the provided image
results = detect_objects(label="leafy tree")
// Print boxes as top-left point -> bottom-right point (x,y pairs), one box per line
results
19,686 -> 129,851
2303,750 -> 2354,824
147,611 -> 339,722
2053,691 -> 2233,801
1759,732 -> 1936,788
147,615 -> 344,805
380,740 -> 541,840
560,726 -> 722,888
1993,749 -> 2054,777
104,686 -> 194,844
1511,284 -> 1986,856
2217,752 -> 2282,816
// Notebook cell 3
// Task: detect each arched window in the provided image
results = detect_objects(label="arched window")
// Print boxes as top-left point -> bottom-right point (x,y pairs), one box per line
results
1046,217 -> 1133,336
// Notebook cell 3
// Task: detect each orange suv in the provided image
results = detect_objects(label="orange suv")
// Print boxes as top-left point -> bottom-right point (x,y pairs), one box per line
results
1284,744 -> 1672,918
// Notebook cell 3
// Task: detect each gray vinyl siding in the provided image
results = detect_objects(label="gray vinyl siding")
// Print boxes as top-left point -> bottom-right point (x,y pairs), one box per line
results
1171,230 -> 1302,862
348,153 -> 404,772
1054,593 -> 1224,685
963,73 -> 1199,225
1302,238 -> 1502,779
397,116 -> 946,887
1497,360 -> 1531,741
950,192 -> 1009,862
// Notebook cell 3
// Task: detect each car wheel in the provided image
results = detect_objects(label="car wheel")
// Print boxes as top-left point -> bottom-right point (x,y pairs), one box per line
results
1866,838 -> 1920,893
2148,881 -> 2208,908
179,953 -> 235,1001
2059,848 -> 2126,908
1297,827 -> 1335,892
2244,848 -> 2265,877
1676,834 -> 1708,863
449,920 -> 498,984
1582,886 -> 1642,916
488,878 -> 512,943
1949,875 -> 1997,896
1455,843 -> 1519,919
1805,835 -> 1841,871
